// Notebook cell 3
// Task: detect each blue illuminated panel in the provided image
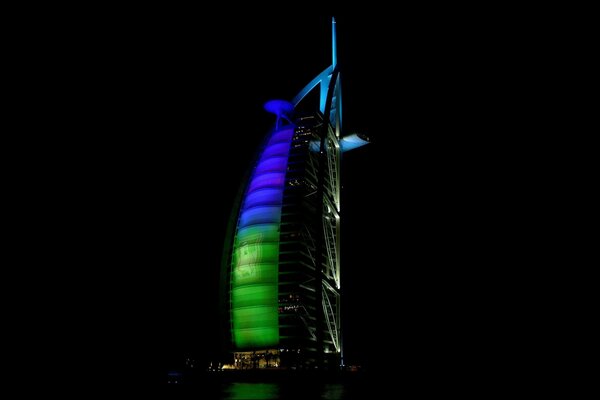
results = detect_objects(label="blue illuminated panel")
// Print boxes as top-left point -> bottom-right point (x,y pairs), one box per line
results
230,127 -> 294,349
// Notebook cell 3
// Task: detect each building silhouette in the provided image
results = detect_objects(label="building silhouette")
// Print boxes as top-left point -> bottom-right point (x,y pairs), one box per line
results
220,18 -> 368,370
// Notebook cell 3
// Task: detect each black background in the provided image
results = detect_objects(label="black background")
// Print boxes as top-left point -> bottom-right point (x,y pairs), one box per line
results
40,13 -> 529,386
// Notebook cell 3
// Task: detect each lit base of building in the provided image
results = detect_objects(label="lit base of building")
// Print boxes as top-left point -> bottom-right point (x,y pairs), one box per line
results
232,349 -> 281,370
230,348 -> 341,370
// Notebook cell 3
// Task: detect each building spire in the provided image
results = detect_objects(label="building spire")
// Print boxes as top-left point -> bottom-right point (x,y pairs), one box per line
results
332,17 -> 337,68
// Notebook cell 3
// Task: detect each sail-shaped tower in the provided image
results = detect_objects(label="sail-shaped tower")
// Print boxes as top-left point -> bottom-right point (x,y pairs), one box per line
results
220,18 -> 368,369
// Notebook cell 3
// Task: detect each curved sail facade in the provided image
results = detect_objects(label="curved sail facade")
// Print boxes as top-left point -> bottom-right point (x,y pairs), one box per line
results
221,18 -> 368,369
231,127 -> 294,348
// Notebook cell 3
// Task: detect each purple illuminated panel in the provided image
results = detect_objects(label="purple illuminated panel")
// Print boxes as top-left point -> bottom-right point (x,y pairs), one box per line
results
247,172 -> 286,193
262,143 -> 291,158
231,126 -> 295,349
255,157 -> 287,174
244,189 -> 284,209
268,129 -> 294,145
238,206 -> 282,228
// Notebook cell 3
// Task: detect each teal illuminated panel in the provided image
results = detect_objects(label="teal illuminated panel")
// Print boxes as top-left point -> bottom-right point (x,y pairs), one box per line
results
235,225 -> 280,244
230,126 -> 294,349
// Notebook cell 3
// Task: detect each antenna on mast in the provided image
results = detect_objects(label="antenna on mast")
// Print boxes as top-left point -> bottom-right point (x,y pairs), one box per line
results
332,17 -> 337,68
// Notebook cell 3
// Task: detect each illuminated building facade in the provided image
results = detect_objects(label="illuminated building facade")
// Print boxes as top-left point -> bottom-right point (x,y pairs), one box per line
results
220,18 -> 368,369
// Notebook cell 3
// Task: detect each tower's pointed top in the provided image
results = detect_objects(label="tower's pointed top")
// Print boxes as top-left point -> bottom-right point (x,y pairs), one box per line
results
332,17 -> 337,67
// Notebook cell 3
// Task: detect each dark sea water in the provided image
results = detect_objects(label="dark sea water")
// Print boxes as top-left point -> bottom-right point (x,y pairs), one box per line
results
167,382 -> 367,399
163,373 -> 376,399
161,367 -> 494,398
210,382 -> 358,399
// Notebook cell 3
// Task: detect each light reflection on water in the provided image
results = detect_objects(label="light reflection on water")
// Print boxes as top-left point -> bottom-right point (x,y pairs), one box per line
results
222,382 -> 348,400
224,383 -> 278,399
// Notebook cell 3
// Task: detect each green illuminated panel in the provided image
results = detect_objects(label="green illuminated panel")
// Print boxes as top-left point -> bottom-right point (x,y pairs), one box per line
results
234,323 -> 280,348
232,285 -> 278,309
233,242 -> 279,267
233,306 -> 279,331
230,127 -> 294,349
233,263 -> 278,287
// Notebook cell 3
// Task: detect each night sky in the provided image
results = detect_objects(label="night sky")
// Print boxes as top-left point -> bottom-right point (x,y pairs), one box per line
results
137,15 -> 388,369
76,14 -> 519,382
